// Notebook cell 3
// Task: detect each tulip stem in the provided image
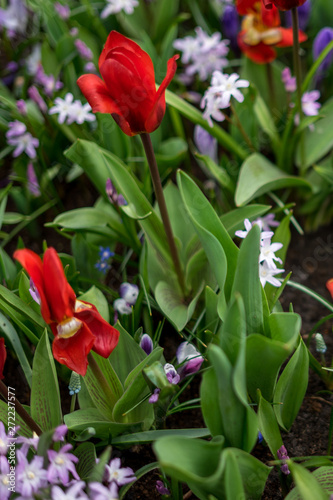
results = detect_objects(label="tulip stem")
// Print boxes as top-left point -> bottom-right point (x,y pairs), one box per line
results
0,380 -> 42,436
291,7 -> 305,173
140,133 -> 186,296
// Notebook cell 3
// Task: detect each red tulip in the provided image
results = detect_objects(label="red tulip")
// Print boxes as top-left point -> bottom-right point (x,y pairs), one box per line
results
0,338 -> 6,380
14,248 -> 119,376
263,0 -> 307,10
77,31 -> 179,137
327,279 -> 333,300
236,0 -> 307,63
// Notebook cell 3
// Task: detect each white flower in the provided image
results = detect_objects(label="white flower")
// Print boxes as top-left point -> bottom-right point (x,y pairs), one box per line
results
235,219 -> 273,241
113,298 -> 132,315
201,90 -> 228,127
259,239 -> 283,269
7,133 -> 39,159
49,93 -> 95,125
209,71 -> 250,108
49,93 -> 76,124
100,0 -> 139,18
259,261 -> 284,287
173,35 -> 202,64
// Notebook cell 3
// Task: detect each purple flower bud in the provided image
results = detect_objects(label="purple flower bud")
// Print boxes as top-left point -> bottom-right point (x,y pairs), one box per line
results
194,125 -> 218,163
156,480 -> 170,496
176,342 -> 204,379
27,163 -> 41,197
281,67 -> 296,93
149,388 -> 160,403
140,334 -> 153,355
119,283 -> 139,306
75,39 -> 93,61
221,5 -> 240,53
29,278 -> 41,304
313,27 -> 333,74
53,424 -> 68,442
84,62 -> 97,73
106,178 -> 127,206
28,86 -> 48,114
285,1 -> 311,31
54,2 -> 70,20
164,363 -> 180,385
16,99 -> 27,115
70,27 -> 79,37
277,445 -> 291,475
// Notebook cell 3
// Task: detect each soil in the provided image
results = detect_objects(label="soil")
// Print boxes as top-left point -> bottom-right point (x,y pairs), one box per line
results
3,171 -> 333,499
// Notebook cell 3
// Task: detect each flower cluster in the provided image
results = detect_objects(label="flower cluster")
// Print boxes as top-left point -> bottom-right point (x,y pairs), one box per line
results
277,445 -> 291,475
49,93 -> 96,125
173,27 -> 230,82
201,71 -> 250,126
95,246 -> 115,274
100,0 -> 139,18
235,217 -> 285,287
113,283 -> 139,322
149,342 -> 204,403
6,121 -> 39,159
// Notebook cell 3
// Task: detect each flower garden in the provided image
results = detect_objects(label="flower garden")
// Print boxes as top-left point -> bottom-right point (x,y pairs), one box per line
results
0,0 -> 333,498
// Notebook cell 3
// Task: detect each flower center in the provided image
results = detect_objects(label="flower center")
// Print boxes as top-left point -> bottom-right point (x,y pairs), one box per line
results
55,456 -> 64,465
57,317 -> 82,339
27,471 -> 35,480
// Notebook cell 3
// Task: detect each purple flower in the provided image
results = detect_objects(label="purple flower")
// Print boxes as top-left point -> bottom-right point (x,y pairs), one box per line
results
54,2 -> 70,20
313,27 -> 333,74
16,99 -> 27,115
27,163 -> 41,197
176,342 -> 204,379
281,67 -> 296,93
16,451 -> 48,497
99,247 -> 114,261
113,299 -> 132,322
104,457 -> 135,486
17,433 -> 39,455
285,1 -> 311,31
7,130 -> 39,159
29,278 -> 41,304
6,120 -> 26,139
95,260 -> 111,274
35,65 -> 63,97
149,388 -> 161,403
106,179 -> 127,206
52,481 -> 88,500
139,333 -> 153,355
194,125 -> 218,163
0,422 -> 9,455
164,363 -> 180,385
119,282 -> 139,306
0,0 -> 28,37
254,213 -> 280,232
70,27 -> 79,37
89,482 -> 119,500
75,39 -> 93,61
47,443 -> 80,485
0,456 -> 11,500
2,61 -> 19,86
28,85 -> 48,114
156,480 -> 170,496
277,445 -> 291,475
84,62 -> 97,73
53,424 -> 68,442
220,5 -> 240,53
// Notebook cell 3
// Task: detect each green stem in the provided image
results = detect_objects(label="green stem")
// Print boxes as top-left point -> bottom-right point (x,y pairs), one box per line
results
87,353 -> 118,408
70,394 -> 76,414
0,380 -> 42,436
230,103 -> 256,152
140,133 -> 186,296
266,63 -> 276,112
291,7 -> 305,173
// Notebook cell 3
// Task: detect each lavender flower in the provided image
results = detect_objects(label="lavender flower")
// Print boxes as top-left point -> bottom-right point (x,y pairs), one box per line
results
164,363 -> 180,384
52,481 -> 88,500
16,99 -> 27,115
106,179 -> 127,206
0,456 -> 11,500
75,39 -> 93,61
53,425 -> 68,442
47,443 -> 80,485
139,333 -> 153,355
119,283 -> 139,306
194,125 -> 218,163
281,68 -> 296,93
17,432 -> 39,455
27,163 -> 41,197
0,0 -> 28,37
16,451 -> 48,497
113,299 -> 132,322
28,85 -> 48,114
104,457 -> 135,486
89,481 -> 119,500
35,65 -> 63,97
6,120 -> 26,138
156,480 -> 170,496
259,239 -> 283,269
235,219 -> 273,241
313,27 -> 333,74
149,388 -> 161,403
54,2 -> 70,20
101,0 -> 139,18
176,342 -> 204,379
84,62 -> 97,73
0,422 -> 9,455
254,213 -> 280,232
2,61 -> 19,86
277,445 -> 291,475
29,278 -> 41,304
26,45 -> 42,76
6,122 -> 39,159
294,91 -> 321,127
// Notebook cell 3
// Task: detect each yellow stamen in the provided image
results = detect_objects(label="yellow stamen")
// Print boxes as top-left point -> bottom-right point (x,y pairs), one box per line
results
57,317 -> 82,339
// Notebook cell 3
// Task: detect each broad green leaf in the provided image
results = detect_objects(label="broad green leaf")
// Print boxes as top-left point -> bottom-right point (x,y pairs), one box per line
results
110,428 -> 210,446
0,283 -> 45,334
0,400 -> 32,437
205,286 -> 219,333
78,286 -> 110,323
74,442 -> 97,481
287,461 -> 329,500
274,339 -> 309,431
155,137 -> 188,170
257,391 -> 283,459
0,311 -> 32,388
155,280 -> 204,331
201,368 -> 224,437
30,330 -> 62,431
235,153 -> 311,206
231,225 -> 263,335
286,466 -> 333,500
195,153 -> 234,192
177,170 -> 238,299
254,94 -> 280,152
224,450 -> 246,500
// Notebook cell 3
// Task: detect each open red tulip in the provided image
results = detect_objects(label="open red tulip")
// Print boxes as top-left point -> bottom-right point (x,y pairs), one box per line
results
263,0 -> 307,10
0,338 -> 6,380
77,31 -> 179,136
14,248 -> 119,376
236,0 -> 307,63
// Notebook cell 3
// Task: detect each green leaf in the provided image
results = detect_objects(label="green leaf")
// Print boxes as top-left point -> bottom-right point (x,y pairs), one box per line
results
201,368 -> 224,437
155,137 -> 188,170
155,279 -> 204,331
0,400 -> 32,437
78,286 -> 110,323
235,153 -> 311,206
253,95 -> 280,153
285,466 -> 333,500
30,330 -> 62,431
273,339 -> 309,431
195,153 -> 234,192
74,442 -> 97,481
0,283 -> 45,334
287,461 -> 329,500
111,428 -> 210,446
224,450 -> 246,500
257,391 -> 283,459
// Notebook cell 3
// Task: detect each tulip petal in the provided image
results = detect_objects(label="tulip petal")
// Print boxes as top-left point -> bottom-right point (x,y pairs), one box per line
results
43,248 -> 76,323
145,55 -> 178,133
75,302 -> 120,358
99,31 -> 155,86
236,0 -> 258,15
237,33 -> 277,63
52,323 -> 95,376
276,28 -> 307,47
14,248 -> 51,323
77,74 -> 122,115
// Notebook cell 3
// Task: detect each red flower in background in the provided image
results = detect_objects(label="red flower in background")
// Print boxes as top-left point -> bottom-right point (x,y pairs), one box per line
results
263,0 -> 308,11
327,279 -> 333,300
77,31 -> 178,136
236,0 -> 307,63
14,248 -> 119,376
0,338 -> 6,380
